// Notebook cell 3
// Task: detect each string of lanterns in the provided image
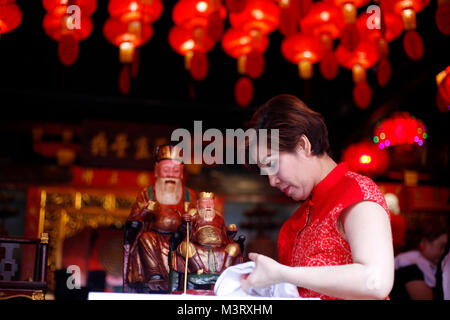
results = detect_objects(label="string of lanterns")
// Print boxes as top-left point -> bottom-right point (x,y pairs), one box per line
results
1,1 -> 448,109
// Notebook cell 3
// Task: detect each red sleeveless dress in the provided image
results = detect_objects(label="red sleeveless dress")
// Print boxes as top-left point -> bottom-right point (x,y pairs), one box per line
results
277,163 -> 390,300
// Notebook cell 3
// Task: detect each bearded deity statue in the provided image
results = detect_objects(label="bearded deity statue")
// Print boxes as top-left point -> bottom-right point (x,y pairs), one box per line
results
169,192 -> 245,292
123,144 -> 197,293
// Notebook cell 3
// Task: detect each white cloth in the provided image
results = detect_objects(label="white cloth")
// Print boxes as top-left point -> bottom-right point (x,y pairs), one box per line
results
214,262 -> 300,298
441,251 -> 450,300
394,250 -> 437,288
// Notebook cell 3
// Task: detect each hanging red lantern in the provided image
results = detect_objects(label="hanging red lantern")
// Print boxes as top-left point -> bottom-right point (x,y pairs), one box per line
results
373,112 -> 428,148
356,9 -> 403,47
108,0 -> 163,24
43,10 -> 94,42
352,81 -> 372,109
342,140 -> 390,177
189,50 -> 209,81
436,0 -> 450,35
234,76 -> 254,107
221,28 -> 269,78
402,29 -> 423,60
335,39 -> 379,83
319,51 -> 339,80
0,2 -> 22,35
377,56 -> 392,87
229,0 -> 280,35
300,2 -> 345,52
278,0 -> 301,36
435,66 -> 450,112
173,0 -> 227,39
281,33 -> 321,80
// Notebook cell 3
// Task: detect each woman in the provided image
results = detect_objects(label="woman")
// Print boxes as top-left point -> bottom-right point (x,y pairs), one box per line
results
391,219 -> 448,300
241,94 -> 394,300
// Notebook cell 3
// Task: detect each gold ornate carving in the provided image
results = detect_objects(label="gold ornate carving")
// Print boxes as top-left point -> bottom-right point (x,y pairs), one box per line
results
40,233 -> 49,244
225,243 -> 240,257
198,192 -> 214,199
178,241 -> 196,258
31,291 -> 45,300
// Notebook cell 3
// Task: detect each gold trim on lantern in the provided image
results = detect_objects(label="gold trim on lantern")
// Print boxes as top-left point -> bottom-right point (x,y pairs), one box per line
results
237,55 -> 247,75
436,69 -> 448,86
352,64 -> 366,83
119,41 -> 134,64
185,51 -> 194,70
401,8 -> 417,31
298,60 -> 313,80
342,3 -> 357,24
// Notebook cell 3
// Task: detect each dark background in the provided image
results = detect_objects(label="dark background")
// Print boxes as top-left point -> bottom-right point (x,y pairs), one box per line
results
0,0 -> 448,184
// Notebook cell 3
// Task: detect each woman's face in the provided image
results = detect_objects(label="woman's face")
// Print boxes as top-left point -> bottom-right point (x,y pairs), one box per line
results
260,149 -> 317,202
421,233 -> 448,265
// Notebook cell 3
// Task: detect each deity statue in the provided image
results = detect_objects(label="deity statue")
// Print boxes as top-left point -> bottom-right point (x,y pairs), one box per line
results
170,192 -> 245,292
123,144 -> 197,293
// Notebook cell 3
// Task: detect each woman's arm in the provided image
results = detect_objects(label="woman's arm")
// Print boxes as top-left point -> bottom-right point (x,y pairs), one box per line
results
241,201 -> 395,299
405,280 -> 434,300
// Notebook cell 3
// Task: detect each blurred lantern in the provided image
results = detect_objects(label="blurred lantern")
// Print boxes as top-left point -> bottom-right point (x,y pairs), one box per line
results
324,0 -> 370,51
342,140 -> 390,177
234,76 -> 254,107
435,66 -> 450,112
0,2 -> 22,37
168,25 -> 215,81
436,0 -> 450,35
42,1 -> 96,66
108,0 -> 164,24
335,39 -> 379,108
281,33 -> 321,80
383,0 -> 431,60
171,0 -> 226,81
225,0 -> 248,13
300,2 -> 345,80
222,28 -> 269,78
373,112 -> 428,148
356,8 -> 402,86
278,0 -> 301,36
222,27 -> 269,106
173,0 -> 227,43
229,0 -> 280,36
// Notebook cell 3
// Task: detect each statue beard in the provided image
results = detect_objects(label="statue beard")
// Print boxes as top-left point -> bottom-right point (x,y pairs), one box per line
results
155,177 -> 183,205
199,208 -> 215,222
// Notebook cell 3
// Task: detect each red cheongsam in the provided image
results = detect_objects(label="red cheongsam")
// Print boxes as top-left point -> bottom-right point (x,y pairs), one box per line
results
277,163 -> 390,300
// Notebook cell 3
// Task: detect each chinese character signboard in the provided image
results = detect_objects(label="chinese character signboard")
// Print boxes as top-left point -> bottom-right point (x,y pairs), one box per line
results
80,120 -> 177,170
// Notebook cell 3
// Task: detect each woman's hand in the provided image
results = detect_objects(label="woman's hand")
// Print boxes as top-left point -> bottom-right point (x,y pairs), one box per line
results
241,253 -> 285,292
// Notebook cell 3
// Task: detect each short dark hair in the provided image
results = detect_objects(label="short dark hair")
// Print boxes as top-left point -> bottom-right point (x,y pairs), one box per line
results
247,94 -> 331,155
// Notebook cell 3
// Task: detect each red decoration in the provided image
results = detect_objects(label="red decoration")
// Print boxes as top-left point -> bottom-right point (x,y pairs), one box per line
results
436,2 -> 450,35
281,33 -> 321,79
245,50 -> 265,78
0,2 -> 22,35
108,0 -> 164,24
207,9 -> 225,43
221,28 -> 269,58
335,39 -> 379,77
377,57 -> 392,87
43,0 -> 97,15
131,48 -> 140,78
43,11 -> 94,42
225,0 -> 248,13
356,9 -> 403,43
189,50 -> 209,81
279,2 -> 299,37
119,64 -> 131,95
352,81 -> 372,109
319,51 -> 339,80
340,24 -> 360,52
58,34 -> 80,66
402,29 -> 423,60
298,0 -> 313,18
172,0 -> 227,33
169,25 -> 215,56
300,2 -> 345,45
342,140 -> 389,177
234,77 -> 253,107
373,112 -> 428,148
229,0 -> 280,35
103,17 -> 154,48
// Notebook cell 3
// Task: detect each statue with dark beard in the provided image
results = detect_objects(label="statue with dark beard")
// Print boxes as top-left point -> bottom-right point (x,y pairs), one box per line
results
123,144 -> 196,293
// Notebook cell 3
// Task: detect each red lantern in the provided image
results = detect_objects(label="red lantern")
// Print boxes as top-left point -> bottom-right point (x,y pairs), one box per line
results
43,0 -> 97,15
278,0 -> 302,36
373,112 -> 428,148
342,140 -> 390,177
402,29 -> 423,60
229,0 -> 280,35
325,0 -> 370,24
436,0 -> 450,35
352,81 -> 372,109
335,39 -> 379,83
234,76 -> 254,107
300,2 -> 345,52
173,0 -> 227,34
319,51 -> 339,80
0,2 -> 22,35
356,9 -> 403,45
281,33 -> 321,79
221,28 -> 269,78
108,0 -> 164,24
189,50 -> 209,81
103,16 -> 154,64
377,56 -> 392,87
43,10 -> 93,42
